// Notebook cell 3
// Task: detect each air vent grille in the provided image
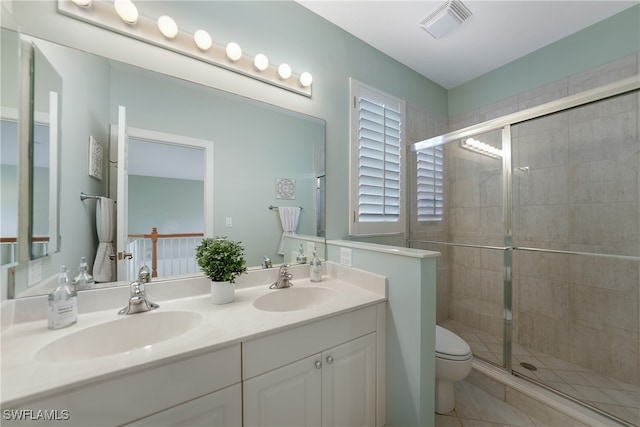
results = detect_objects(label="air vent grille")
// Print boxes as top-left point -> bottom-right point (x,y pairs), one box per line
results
418,0 -> 472,39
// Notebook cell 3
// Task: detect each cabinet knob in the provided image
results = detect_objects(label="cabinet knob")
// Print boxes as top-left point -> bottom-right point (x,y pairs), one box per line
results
326,355 -> 334,364
314,360 -> 322,369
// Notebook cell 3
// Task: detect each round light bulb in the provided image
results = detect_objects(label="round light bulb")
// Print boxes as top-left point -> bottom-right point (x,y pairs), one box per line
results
194,29 -> 212,51
157,15 -> 178,39
226,42 -> 242,62
299,72 -> 313,87
278,63 -> 292,80
71,0 -> 92,7
254,53 -> 269,71
114,0 -> 138,24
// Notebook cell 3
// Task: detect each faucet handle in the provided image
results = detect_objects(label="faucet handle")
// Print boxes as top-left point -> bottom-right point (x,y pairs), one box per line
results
138,265 -> 151,283
278,264 -> 290,275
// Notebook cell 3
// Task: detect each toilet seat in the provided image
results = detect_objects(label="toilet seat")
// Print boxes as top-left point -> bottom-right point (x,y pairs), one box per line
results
436,325 -> 472,361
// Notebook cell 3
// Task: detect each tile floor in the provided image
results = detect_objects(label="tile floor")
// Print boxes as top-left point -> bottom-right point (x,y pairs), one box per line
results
435,378 -> 554,427
439,319 -> 640,426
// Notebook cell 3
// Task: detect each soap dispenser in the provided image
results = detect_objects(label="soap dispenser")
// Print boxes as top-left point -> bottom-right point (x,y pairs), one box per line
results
73,257 -> 95,291
48,265 -> 78,330
296,243 -> 307,264
310,246 -> 322,282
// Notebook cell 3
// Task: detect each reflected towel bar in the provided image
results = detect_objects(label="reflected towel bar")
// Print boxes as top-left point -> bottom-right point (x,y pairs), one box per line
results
269,205 -> 303,211
80,192 -> 101,202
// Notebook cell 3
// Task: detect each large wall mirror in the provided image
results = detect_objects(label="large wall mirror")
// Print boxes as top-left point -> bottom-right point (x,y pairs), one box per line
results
2,31 -> 326,298
30,43 -> 62,260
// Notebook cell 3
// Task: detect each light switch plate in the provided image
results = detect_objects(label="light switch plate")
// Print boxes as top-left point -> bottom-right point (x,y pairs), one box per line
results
225,217 -> 233,227
28,258 -> 42,286
340,247 -> 352,267
306,242 -> 315,257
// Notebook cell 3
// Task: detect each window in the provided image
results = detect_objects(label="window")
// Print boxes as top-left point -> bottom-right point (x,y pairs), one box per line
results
350,79 -> 406,236
416,146 -> 444,221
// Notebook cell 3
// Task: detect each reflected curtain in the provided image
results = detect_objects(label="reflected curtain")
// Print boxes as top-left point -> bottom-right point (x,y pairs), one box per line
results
277,207 -> 301,255
93,197 -> 115,282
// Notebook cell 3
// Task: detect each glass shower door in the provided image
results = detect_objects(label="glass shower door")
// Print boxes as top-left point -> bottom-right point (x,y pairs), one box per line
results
511,92 -> 640,426
411,127 -> 509,368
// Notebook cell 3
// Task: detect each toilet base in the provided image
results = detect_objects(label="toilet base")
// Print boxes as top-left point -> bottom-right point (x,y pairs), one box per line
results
435,379 -> 455,414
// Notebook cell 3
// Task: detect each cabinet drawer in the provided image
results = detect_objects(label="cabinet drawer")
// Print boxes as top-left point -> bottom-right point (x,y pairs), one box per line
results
243,305 -> 377,380
5,344 -> 241,427
123,383 -> 242,427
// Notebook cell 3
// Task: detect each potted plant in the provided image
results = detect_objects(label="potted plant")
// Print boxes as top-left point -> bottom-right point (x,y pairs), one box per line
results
195,237 -> 247,304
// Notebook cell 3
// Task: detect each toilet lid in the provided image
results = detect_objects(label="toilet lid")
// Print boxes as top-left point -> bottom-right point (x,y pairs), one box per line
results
436,325 -> 472,361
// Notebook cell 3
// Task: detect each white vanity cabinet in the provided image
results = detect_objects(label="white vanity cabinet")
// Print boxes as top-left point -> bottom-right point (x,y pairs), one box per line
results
242,305 -> 381,427
3,344 -> 241,427
123,383 -> 242,427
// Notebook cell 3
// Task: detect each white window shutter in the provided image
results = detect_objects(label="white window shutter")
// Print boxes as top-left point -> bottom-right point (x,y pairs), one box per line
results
350,80 -> 406,236
416,146 -> 444,221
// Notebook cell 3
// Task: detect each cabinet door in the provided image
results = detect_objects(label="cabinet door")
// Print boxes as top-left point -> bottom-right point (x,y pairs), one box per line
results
322,333 -> 376,427
123,383 -> 242,427
244,354 -> 322,427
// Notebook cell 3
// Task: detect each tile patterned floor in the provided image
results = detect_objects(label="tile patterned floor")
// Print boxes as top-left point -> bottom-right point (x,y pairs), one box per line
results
440,319 -> 640,426
435,379 -> 548,427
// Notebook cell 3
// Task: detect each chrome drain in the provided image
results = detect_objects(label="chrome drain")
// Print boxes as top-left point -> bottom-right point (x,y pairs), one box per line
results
520,362 -> 537,371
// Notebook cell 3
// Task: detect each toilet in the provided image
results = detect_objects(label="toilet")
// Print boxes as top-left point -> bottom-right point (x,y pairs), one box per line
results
435,325 -> 473,414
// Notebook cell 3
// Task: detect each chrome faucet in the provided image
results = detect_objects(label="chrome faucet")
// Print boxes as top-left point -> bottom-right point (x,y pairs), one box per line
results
118,266 -> 159,315
270,264 -> 293,289
262,256 -> 273,269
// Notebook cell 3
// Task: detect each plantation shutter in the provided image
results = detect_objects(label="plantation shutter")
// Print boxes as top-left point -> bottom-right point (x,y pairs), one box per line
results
350,80 -> 405,236
416,146 -> 444,221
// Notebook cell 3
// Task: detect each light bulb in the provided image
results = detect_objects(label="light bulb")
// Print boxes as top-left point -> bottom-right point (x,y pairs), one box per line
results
114,0 -> 138,24
71,0 -> 91,7
157,15 -> 178,39
299,72 -> 313,87
278,63 -> 292,80
226,42 -> 242,62
194,30 -> 212,51
254,53 -> 269,71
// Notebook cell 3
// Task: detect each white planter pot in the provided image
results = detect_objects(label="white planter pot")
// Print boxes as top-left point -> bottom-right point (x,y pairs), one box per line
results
210,280 -> 235,304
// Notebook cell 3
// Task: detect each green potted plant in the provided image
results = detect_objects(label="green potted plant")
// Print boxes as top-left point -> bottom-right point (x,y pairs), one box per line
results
195,237 -> 247,304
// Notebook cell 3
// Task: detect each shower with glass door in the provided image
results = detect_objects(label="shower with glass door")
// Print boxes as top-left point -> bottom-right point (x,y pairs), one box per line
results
409,79 -> 639,426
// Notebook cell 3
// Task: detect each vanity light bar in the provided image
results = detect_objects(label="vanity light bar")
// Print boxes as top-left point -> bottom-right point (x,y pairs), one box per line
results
57,0 -> 313,97
460,137 -> 503,159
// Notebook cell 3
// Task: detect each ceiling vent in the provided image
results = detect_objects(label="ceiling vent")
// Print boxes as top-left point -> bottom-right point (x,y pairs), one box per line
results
418,0 -> 472,39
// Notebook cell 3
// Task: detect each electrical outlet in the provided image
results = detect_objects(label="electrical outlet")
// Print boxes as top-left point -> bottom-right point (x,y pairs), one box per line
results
225,217 -> 233,227
306,242 -> 315,256
340,247 -> 352,267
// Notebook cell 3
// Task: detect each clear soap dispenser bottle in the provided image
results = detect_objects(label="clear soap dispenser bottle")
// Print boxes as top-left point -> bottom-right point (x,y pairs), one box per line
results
73,257 -> 95,291
310,246 -> 322,282
296,243 -> 307,264
48,265 -> 78,330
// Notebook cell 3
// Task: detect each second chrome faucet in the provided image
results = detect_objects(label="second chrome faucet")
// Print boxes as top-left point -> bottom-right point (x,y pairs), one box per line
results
270,264 -> 293,289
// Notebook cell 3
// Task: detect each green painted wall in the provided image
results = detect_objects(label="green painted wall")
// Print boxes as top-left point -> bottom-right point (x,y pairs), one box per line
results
449,5 -> 640,116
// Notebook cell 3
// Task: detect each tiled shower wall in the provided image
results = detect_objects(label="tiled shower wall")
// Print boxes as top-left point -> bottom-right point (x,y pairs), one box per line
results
511,90 -> 639,385
412,52 -> 639,384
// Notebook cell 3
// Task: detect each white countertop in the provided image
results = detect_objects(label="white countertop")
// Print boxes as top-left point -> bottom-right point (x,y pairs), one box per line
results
1,262 -> 386,406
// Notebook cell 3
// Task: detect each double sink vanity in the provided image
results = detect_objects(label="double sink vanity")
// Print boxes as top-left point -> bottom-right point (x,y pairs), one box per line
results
1,262 -> 387,426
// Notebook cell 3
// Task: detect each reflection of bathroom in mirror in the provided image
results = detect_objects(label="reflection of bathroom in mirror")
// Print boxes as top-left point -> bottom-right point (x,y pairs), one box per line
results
0,29 -> 20,268
2,32 -> 326,299
30,43 -> 62,260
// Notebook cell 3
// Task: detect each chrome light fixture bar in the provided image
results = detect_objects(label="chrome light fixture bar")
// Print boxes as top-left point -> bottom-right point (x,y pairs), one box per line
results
58,0 -> 313,97
460,137 -> 502,159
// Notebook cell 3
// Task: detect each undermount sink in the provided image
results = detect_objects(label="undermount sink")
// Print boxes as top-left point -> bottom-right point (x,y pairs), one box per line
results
35,311 -> 203,363
253,286 -> 336,312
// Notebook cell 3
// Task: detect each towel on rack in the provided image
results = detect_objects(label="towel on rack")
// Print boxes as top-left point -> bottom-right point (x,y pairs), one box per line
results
277,206 -> 301,255
93,197 -> 115,282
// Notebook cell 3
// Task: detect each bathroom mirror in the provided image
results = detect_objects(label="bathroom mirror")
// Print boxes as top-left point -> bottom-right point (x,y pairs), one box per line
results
0,29 -> 20,268
29,43 -> 62,260
6,35 -> 325,298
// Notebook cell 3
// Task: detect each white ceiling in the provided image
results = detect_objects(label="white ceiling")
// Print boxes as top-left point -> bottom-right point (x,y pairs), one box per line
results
296,0 -> 638,89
